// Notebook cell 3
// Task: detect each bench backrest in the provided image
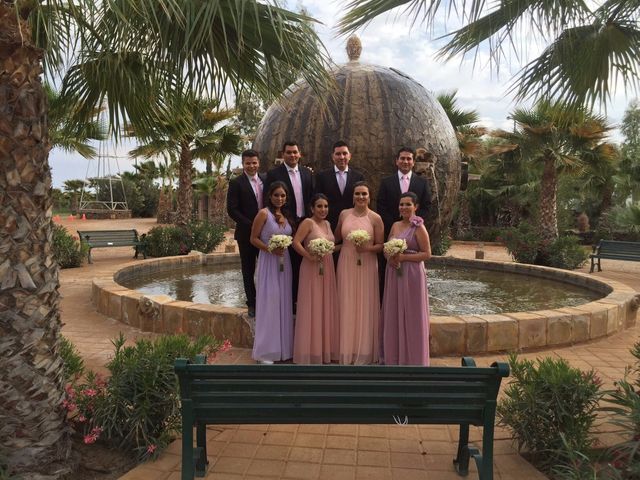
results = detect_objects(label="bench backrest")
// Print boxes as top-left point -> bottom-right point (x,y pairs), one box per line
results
175,361 -> 509,426
598,240 -> 640,256
77,229 -> 139,247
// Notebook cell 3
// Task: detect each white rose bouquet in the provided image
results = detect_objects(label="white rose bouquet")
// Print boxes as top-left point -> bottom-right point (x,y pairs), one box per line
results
307,238 -> 335,275
384,238 -> 407,276
268,234 -> 292,272
346,229 -> 370,266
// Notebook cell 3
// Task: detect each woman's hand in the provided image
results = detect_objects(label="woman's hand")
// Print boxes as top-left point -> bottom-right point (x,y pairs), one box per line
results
271,247 -> 285,256
388,254 -> 401,269
355,244 -> 369,254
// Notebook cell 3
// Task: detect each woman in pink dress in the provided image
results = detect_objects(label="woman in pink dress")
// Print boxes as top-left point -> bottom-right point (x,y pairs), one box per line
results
292,194 -> 340,364
335,182 -> 384,365
380,191 -> 432,365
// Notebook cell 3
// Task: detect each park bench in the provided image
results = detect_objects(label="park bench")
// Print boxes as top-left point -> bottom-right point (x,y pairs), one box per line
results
174,357 -> 509,480
590,240 -> 640,272
77,229 -> 147,264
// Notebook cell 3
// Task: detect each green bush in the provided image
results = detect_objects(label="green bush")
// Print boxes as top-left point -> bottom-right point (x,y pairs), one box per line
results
65,333 -> 223,460
502,222 -> 540,264
497,354 -> 602,474
52,224 -> 88,268
146,221 -> 227,257
145,225 -> 189,257
546,236 -> 589,270
189,220 -> 226,253
59,335 -> 85,382
431,227 -> 452,256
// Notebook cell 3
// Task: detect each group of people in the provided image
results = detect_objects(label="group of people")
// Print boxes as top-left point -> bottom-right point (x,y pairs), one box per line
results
226,140 -> 432,366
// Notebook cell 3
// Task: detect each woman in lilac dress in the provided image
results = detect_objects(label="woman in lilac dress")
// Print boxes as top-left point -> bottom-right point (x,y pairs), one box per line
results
380,191 -> 432,365
250,181 -> 294,364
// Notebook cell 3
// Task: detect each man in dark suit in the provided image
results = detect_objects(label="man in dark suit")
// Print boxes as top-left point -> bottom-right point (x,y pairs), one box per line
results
226,149 -> 265,317
263,141 -> 314,306
376,147 -> 432,297
314,140 -> 365,231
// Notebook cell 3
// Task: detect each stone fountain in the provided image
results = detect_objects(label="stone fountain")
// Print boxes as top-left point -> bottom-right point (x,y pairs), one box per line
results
252,36 -> 462,245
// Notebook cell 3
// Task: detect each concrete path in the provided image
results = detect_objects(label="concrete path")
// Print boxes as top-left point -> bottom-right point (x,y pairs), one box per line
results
57,220 -> 640,480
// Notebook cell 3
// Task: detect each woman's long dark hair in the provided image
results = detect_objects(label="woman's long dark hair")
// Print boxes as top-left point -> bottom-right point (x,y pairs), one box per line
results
266,181 -> 296,229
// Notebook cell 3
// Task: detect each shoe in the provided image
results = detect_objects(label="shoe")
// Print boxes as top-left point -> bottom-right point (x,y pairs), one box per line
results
257,360 -> 274,365
247,307 -> 255,317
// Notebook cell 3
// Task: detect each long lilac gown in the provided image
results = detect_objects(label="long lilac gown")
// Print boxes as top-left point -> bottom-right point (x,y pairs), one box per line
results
380,223 -> 430,365
252,210 -> 293,362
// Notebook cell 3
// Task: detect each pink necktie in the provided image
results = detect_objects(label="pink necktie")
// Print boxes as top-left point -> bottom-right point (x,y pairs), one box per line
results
337,171 -> 346,195
289,169 -> 304,218
252,177 -> 262,209
401,175 -> 409,194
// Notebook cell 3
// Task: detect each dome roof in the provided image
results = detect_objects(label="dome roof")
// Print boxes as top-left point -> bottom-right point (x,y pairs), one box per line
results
252,37 -> 461,243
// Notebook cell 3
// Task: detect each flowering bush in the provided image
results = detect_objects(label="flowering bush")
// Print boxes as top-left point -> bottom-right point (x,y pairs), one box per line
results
62,334 -> 229,461
145,225 -> 188,257
501,222 -> 540,264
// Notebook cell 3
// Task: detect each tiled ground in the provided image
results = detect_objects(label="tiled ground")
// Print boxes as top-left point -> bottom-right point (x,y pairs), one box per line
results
57,220 -> 640,480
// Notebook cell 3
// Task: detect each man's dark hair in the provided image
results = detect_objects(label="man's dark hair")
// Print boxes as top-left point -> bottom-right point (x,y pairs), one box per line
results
241,149 -> 259,161
332,140 -> 349,152
396,147 -> 415,159
282,141 -> 299,151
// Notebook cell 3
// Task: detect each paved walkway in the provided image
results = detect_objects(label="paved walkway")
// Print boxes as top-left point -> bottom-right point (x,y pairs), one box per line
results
57,220 -> 640,480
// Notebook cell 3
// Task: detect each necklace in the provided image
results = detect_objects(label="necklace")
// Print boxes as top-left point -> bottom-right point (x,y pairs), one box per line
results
353,208 -> 368,217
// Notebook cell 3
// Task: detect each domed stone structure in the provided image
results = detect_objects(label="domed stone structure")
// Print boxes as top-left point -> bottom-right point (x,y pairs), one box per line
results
252,37 -> 461,245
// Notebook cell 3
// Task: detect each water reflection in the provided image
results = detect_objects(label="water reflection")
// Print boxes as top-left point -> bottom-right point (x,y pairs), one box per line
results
121,264 -> 602,315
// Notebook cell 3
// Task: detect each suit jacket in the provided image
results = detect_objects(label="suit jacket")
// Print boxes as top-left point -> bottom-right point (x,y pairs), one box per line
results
314,167 -> 365,231
226,172 -> 266,241
264,163 -> 314,220
376,172 -> 432,238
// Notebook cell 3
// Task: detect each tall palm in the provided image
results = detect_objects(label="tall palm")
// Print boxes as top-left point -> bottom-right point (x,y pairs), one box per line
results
0,1 -> 332,477
339,0 -> 640,108
130,97 -> 242,226
491,100 -> 615,243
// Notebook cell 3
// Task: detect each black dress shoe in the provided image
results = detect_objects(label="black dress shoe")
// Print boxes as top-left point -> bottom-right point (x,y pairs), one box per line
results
248,307 -> 256,317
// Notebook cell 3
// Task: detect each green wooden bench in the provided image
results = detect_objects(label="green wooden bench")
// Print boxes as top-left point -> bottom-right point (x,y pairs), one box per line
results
77,229 -> 147,264
174,357 -> 509,480
590,240 -> 640,272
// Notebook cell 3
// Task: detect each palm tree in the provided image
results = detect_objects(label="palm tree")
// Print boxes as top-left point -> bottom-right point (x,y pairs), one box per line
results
490,100 -> 616,244
62,179 -> 86,214
130,97 -> 242,226
0,1 -> 332,477
339,0 -> 640,108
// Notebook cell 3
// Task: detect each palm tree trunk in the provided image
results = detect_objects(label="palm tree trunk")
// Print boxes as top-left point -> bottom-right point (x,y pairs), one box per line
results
175,139 -> 193,227
538,156 -> 559,244
0,4 -> 71,477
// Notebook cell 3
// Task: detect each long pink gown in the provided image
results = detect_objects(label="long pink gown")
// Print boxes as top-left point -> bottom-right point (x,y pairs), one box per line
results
380,223 -> 430,365
337,211 -> 380,365
294,220 -> 339,364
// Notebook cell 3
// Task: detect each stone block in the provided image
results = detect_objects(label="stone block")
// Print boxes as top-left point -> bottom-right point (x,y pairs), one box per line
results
138,295 -> 173,332
506,312 -> 547,350
162,301 -> 192,334
485,315 -> 518,352
121,291 -> 143,328
544,310 -> 572,346
588,308 -> 609,339
185,304 -> 218,337
210,310 -> 252,348
429,316 -> 466,356
461,316 -> 487,354
107,291 -> 124,321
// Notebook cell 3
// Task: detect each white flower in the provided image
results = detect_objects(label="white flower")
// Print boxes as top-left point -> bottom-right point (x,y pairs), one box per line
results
346,229 -> 371,246
308,238 -> 335,257
267,234 -> 292,252
383,238 -> 407,256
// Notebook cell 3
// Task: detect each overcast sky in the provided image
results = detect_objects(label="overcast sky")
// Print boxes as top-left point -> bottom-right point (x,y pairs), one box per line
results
50,0 -> 635,189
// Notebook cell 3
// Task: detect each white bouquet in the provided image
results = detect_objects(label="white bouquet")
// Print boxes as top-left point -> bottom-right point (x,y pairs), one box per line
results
308,238 -> 335,275
346,229 -> 370,266
268,234 -> 292,272
384,238 -> 407,276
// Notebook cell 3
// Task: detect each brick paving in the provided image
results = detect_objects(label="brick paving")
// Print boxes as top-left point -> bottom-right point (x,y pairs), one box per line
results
57,220 -> 640,480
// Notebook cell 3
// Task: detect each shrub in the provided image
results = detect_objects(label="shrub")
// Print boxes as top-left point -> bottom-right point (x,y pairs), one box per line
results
64,333 -> 227,460
52,224 -> 88,268
497,354 -> 603,474
59,335 -> 85,381
189,220 -> 226,253
145,225 -> 189,257
431,227 -> 452,256
502,222 -> 540,264
546,235 -> 589,270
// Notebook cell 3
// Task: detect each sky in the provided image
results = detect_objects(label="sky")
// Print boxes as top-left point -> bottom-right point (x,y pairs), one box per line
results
50,0 -> 635,189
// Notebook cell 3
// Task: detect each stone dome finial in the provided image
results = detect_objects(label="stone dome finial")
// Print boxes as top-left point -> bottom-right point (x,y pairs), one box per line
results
346,35 -> 362,61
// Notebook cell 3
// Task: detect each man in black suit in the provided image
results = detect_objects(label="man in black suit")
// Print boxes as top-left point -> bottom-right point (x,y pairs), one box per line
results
226,149 -> 265,317
376,147 -> 432,297
263,141 -> 314,306
314,140 -> 365,231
